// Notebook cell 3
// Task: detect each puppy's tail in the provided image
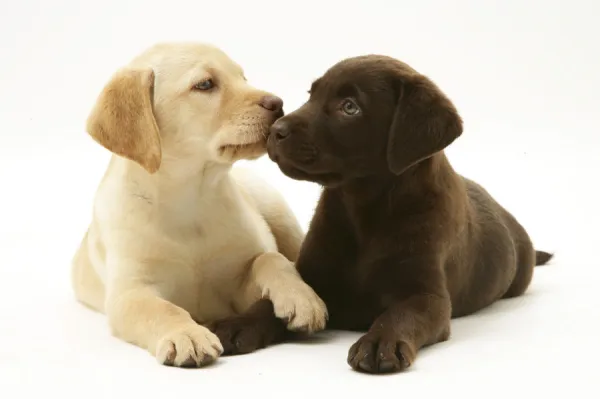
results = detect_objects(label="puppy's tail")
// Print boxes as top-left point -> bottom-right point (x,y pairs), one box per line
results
535,250 -> 554,266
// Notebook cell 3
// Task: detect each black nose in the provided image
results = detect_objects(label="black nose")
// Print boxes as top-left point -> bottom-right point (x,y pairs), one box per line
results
259,95 -> 284,113
270,120 -> 290,141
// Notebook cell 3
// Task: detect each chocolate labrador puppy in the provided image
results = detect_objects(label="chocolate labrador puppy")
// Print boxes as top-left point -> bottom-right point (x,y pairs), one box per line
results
209,54 -> 553,374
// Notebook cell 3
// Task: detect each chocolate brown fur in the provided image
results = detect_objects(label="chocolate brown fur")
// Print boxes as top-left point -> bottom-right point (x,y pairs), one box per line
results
208,55 -> 553,373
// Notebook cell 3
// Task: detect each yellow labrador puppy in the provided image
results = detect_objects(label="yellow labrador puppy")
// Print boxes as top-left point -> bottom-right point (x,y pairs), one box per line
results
71,42 -> 327,368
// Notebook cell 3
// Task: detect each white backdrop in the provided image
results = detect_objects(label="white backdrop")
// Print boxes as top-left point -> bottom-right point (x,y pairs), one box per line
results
0,0 -> 598,397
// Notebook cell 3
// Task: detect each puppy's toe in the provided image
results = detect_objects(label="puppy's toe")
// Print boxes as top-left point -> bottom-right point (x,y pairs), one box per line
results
347,332 -> 412,374
156,325 -> 223,368
285,288 -> 328,334
156,340 -> 178,366
272,298 -> 297,326
204,329 -> 225,355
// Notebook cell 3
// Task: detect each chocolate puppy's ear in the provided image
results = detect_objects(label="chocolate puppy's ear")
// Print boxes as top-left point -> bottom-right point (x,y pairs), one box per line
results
386,73 -> 463,175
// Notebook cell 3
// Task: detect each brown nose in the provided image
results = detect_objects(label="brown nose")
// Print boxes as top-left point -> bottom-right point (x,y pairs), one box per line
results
259,95 -> 283,112
270,119 -> 290,141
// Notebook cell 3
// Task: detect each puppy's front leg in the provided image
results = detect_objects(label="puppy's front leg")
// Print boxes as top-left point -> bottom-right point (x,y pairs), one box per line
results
248,252 -> 328,333
106,284 -> 223,367
348,262 -> 451,374
209,244 -> 335,355
209,197 -> 343,355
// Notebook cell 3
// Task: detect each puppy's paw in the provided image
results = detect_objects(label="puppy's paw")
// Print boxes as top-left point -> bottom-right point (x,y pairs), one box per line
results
347,332 -> 415,374
208,315 -> 285,356
155,325 -> 224,368
267,280 -> 328,334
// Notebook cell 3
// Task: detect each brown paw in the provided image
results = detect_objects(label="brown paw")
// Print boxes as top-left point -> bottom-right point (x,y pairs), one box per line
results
208,315 -> 285,356
347,332 -> 415,374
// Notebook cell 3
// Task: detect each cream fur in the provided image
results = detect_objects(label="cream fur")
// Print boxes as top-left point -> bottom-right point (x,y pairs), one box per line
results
71,42 -> 327,368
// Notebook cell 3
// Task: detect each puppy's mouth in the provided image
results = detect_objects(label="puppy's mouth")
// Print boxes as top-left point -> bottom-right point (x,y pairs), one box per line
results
219,139 -> 265,152
218,136 -> 268,160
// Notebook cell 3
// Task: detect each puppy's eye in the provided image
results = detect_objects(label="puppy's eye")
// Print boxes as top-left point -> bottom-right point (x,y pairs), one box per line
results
341,99 -> 360,115
193,79 -> 214,91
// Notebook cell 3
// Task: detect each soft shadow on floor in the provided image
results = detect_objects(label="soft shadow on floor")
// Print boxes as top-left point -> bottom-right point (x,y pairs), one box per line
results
286,329 -> 341,346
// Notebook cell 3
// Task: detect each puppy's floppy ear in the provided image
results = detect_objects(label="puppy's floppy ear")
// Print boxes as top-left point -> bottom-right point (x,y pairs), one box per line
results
86,68 -> 161,174
387,73 -> 462,175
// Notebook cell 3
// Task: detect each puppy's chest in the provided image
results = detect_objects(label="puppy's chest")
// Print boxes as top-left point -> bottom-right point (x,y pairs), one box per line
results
329,224 -> 408,295
187,203 -> 277,270
324,251 -> 387,331
323,243 -> 416,330
162,198 -> 276,321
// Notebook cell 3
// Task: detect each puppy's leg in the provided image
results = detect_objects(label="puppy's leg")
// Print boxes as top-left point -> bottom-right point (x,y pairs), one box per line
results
347,258 -> 451,374
348,293 -> 451,374
261,201 -> 304,263
210,193 -> 346,355
208,299 -> 287,355
248,252 -> 328,332
232,167 -> 305,262
210,252 -> 327,355
107,283 -> 223,367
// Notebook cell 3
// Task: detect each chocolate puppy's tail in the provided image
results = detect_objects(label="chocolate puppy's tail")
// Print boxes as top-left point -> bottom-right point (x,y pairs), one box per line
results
535,250 -> 554,266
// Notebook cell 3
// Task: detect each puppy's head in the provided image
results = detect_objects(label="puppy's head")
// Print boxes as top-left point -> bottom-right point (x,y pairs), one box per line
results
86,42 -> 283,174
267,55 -> 463,186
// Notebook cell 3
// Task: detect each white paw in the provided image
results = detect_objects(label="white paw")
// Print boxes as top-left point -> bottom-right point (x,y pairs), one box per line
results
155,325 -> 224,367
267,279 -> 328,334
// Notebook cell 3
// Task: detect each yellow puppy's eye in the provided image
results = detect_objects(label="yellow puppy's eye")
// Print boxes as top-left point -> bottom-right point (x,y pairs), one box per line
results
193,79 -> 214,91
341,99 -> 360,115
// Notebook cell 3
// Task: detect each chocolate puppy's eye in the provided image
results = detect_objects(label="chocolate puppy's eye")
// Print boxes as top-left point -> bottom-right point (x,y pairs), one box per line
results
341,99 -> 360,115
193,79 -> 214,91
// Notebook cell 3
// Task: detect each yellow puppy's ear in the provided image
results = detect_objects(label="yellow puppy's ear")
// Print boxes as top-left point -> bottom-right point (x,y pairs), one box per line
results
86,68 -> 161,174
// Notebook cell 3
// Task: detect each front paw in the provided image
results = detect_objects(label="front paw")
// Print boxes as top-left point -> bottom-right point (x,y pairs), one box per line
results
155,325 -> 223,368
347,332 -> 415,374
267,281 -> 328,334
208,315 -> 284,356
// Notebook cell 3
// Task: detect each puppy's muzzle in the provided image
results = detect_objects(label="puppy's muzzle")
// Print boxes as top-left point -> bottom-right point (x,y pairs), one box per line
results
267,119 -> 292,162
270,119 -> 291,142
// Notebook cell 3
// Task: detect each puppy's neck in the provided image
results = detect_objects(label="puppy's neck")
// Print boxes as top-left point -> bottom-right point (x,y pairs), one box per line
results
111,154 -> 233,202
337,153 -> 456,207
